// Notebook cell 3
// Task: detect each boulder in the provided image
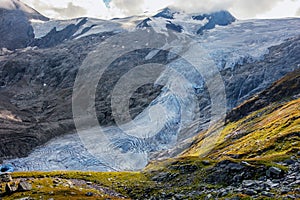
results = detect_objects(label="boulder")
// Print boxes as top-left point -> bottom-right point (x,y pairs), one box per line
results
261,191 -> 275,197
243,188 -> 257,196
266,167 -> 283,178
242,180 -> 256,187
17,181 -> 32,191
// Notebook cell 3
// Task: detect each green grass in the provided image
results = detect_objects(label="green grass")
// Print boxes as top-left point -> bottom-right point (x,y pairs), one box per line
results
183,98 -> 300,162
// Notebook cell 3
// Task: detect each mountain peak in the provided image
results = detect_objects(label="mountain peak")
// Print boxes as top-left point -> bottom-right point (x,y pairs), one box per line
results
0,0 -> 49,21
153,7 -> 179,19
139,9 -> 236,35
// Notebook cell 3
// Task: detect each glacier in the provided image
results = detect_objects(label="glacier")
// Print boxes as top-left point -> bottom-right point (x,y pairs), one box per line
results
4,13 -> 300,171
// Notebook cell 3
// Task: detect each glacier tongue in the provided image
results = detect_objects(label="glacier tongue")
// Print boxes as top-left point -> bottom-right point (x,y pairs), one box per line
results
5,18 -> 300,171
6,59 -> 202,171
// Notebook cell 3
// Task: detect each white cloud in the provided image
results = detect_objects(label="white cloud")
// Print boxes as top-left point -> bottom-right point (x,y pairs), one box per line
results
21,0 -> 118,19
171,0 -> 233,13
232,0 -> 300,19
297,7 -> 300,16
110,0 -> 144,15
20,0 -> 300,20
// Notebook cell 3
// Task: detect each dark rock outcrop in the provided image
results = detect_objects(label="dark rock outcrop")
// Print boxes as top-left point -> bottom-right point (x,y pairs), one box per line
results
0,0 -> 49,50
223,36 -> 300,110
0,8 -> 34,50
166,21 -> 183,33
136,17 -> 152,28
153,7 -> 178,19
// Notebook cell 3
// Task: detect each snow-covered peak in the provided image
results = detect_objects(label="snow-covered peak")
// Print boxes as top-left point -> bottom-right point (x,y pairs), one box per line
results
192,10 -> 236,34
153,7 -> 180,19
137,8 -> 236,35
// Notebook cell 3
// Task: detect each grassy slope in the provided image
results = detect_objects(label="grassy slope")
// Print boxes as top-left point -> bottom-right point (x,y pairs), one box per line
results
183,69 -> 300,162
184,98 -> 300,162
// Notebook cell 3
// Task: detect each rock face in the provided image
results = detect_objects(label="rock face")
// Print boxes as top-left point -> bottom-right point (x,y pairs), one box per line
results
0,0 -> 49,21
226,67 -> 300,122
0,32 -> 169,162
266,166 -> 283,179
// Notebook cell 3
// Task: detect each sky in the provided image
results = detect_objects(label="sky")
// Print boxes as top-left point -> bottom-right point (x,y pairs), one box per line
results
20,0 -> 300,20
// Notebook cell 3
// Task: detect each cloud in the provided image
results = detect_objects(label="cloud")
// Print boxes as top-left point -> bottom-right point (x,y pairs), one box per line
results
109,0 -> 233,15
108,0 -> 293,19
171,0 -> 233,13
21,0 -> 300,20
52,2 -> 87,18
229,0 -> 285,18
110,0 -> 145,15
21,0 -> 87,19
296,7 -> 300,16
